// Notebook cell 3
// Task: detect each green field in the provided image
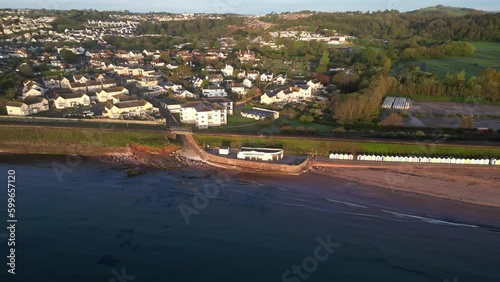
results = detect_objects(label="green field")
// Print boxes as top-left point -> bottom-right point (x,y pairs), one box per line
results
0,126 -> 174,149
194,134 -> 500,158
405,42 -> 500,79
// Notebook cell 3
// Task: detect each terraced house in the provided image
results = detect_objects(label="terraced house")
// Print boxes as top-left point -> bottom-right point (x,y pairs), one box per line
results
102,99 -> 154,119
54,92 -> 91,109
6,97 -> 49,116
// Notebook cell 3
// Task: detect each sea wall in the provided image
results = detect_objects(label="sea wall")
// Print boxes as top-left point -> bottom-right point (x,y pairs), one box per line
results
179,134 -> 312,175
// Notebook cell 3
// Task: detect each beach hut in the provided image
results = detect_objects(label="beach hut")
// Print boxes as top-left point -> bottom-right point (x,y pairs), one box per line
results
437,157 -> 443,164
466,159 -> 471,165
403,156 -> 409,163
357,155 -> 363,161
348,154 -> 354,160
431,157 -> 437,164
451,158 -> 457,164
492,159 -> 498,165
342,154 -> 348,160
339,154 -> 345,160
471,159 -> 478,165
329,153 -> 335,159
482,159 -> 489,165
446,157 -> 451,164
459,158 -> 466,165
376,155 -> 382,162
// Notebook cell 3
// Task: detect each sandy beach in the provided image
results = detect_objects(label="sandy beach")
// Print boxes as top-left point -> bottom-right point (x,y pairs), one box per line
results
311,164 -> 500,208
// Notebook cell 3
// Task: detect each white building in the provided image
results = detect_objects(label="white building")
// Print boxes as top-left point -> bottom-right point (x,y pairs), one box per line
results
221,64 -> 234,77
202,86 -> 228,97
102,99 -> 154,119
95,86 -> 130,103
180,101 -> 227,129
54,92 -> 90,109
6,97 -> 49,116
237,147 -> 284,161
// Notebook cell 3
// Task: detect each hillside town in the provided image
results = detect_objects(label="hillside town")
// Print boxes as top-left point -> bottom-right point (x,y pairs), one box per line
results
0,9 -> 336,130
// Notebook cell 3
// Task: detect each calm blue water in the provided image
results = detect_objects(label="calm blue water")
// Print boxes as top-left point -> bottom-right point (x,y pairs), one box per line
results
0,158 -> 500,282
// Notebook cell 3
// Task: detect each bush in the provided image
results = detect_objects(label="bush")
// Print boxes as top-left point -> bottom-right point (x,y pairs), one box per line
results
332,126 -> 346,133
415,130 -> 426,137
382,113 -> 404,127
295,126 -> 306,134
281,125 -> 293,134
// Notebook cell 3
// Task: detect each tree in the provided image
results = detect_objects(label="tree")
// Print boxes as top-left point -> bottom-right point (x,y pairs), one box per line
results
381,113 -> 404,127
60,49 -> 77,63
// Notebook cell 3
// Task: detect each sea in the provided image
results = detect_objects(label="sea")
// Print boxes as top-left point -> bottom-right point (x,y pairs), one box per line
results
0,156 -> 499,282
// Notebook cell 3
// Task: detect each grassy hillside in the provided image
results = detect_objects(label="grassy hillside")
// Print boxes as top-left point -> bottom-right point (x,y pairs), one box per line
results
401,42 -> 500,79
407,5 -> 484,16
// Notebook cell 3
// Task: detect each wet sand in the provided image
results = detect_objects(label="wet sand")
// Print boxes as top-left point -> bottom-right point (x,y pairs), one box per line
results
311,165 -> 500,208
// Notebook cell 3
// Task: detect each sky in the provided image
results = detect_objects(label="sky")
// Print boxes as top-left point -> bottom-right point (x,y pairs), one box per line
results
1,0 -> 499,14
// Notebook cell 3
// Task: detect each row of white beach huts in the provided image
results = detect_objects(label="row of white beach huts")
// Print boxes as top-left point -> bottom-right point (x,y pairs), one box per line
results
329,153 -> 500,166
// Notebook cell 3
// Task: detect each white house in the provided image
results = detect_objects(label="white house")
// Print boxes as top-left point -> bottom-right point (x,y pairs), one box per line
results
95,86 -> 130,103
260,91 -> 278,105
174,89 -> 198,99
243,78 -> 253,88
247,71 -> 260,81
54,92 -> 90,109
307,79 -> 323,90
102,99 -> 154,119
230,83 -> 245,96
180,101 -> 227,129
274,73 -> 287,85
202,86 -> 228,97
42,76 -> 61,89
222,64 -> 234,77
190,76 -> 205,88
73,74 -> 88,84
6,97 -> 49,116
260,71 -> 273,82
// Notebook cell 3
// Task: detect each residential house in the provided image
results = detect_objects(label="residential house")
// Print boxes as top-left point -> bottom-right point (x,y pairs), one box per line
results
260,90 -> 278,105
6,97 -> 49,116
202,86 -> 228,97
54,92 -> 90,109
243,78 -> 253,88
73,74 -> 88,84
42,76 -> 61,89
102,99 -> 154,119
60,77 -> 71,88
260,71 -> 274,82
95,74 -> 106,81
247,70 -> 260,81
136,77 -> 158,89
230,83 -> 245,96
261,85 -> 313,105
236,69 -> 246,79
174,89 -> 198,99
307,79 -> 323,90
236,50 -> 256,63
95,86 -> 130,103
221,64 -> 234,77
190,76 -> 205,88
166,62 -> 179,70
207,74 -> 223,84
274,73 -> 287,85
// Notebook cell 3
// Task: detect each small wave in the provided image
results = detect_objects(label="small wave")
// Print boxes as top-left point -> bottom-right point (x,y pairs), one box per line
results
382,210 -> 478,228
326,198 -> 368,209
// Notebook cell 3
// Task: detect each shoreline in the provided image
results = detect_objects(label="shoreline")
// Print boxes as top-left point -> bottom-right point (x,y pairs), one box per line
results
1,143 -> 499,209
